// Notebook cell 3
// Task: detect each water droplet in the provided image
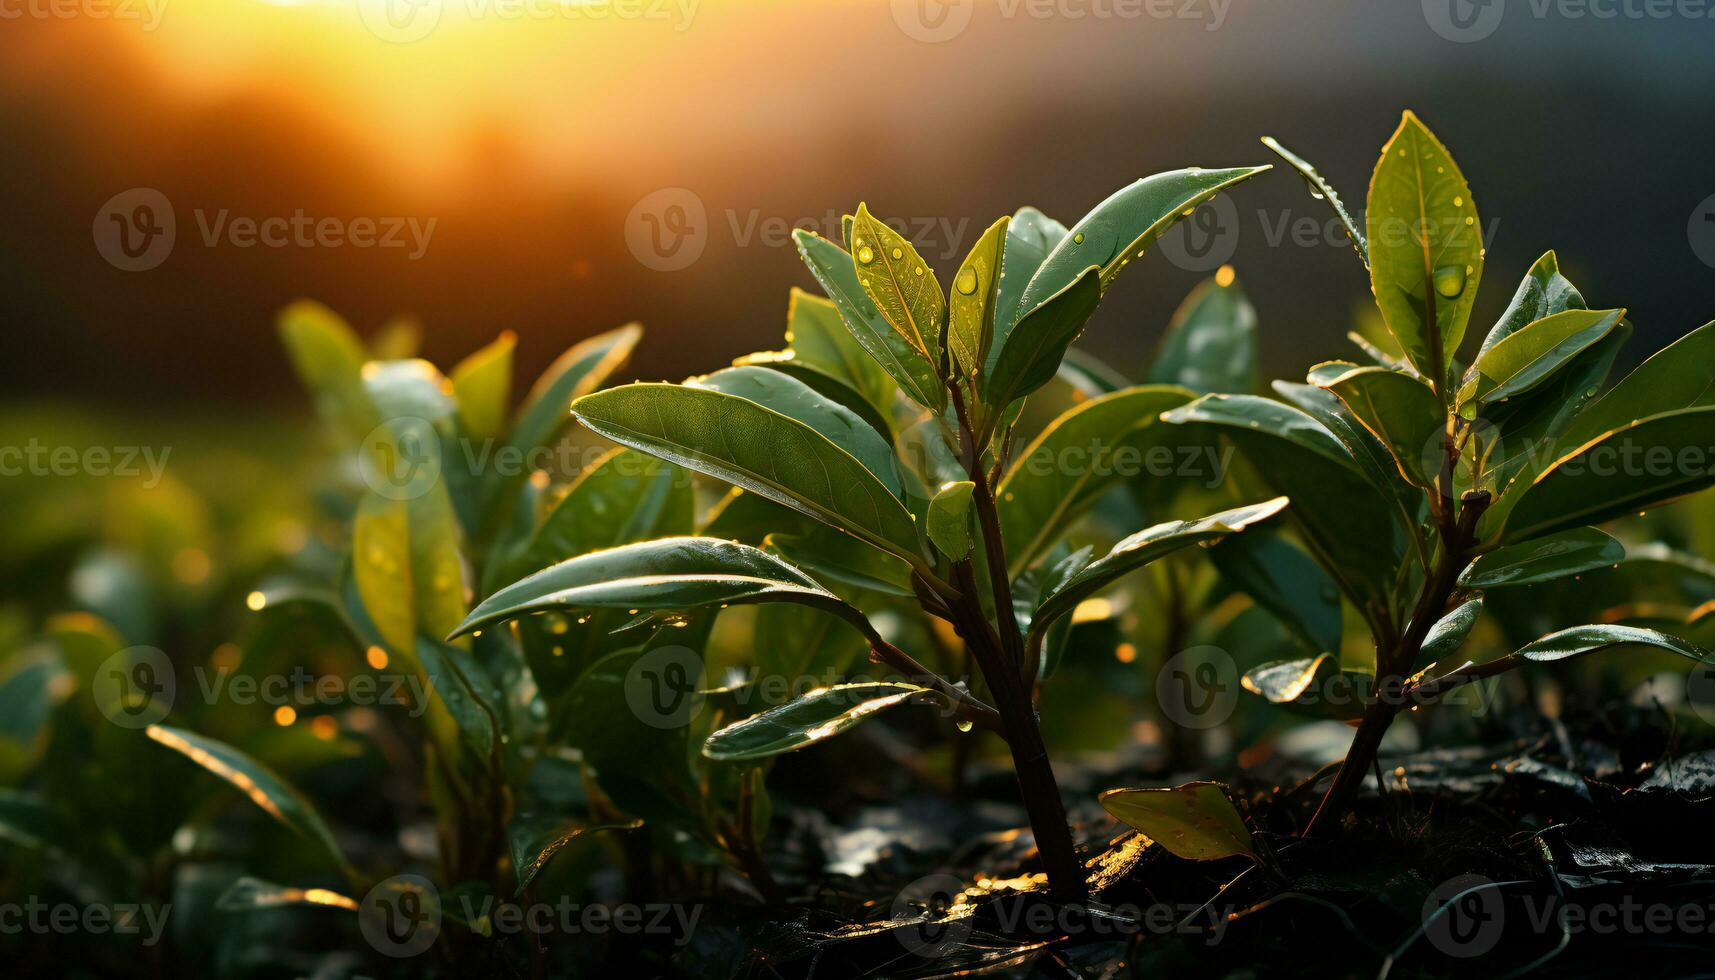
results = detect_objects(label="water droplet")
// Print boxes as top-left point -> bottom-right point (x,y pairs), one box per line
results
1432,264 -> 1466,299
1072,232 -> 1085,244
1453,196 -> 1464,208
857,244 -> 875,264
956,269 -> 979,295
890,247 -> 903,260
956,720 -> 974,733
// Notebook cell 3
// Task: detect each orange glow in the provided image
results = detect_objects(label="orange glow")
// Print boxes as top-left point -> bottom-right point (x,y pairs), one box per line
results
273,705 -> 297,726
365,645 -> 389,669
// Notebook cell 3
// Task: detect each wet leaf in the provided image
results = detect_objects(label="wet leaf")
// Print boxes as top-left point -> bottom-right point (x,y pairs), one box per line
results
850,203 -> 946,372
1099,781 -> 1254,861
1476,249 -> 1586,357
948,216 -> 1008,379
1460,527 -> 1625,588
795,229 -> 943,410
702,682 -> 939,761
926,480 -> 975,560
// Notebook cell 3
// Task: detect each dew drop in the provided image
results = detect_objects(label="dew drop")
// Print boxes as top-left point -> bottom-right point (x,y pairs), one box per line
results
890,247 -> 903,260
956,269 -> 979,295
1432,264 -> 1466,299
857,244 -> 875,264
1072,232 -> 1085,245
956,720 -> 974,733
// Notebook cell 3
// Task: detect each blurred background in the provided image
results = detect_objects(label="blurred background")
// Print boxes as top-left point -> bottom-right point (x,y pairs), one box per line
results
4,0 -> 1715,414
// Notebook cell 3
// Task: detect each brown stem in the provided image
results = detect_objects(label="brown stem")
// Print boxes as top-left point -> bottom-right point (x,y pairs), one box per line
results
1304,489 -> 1489,837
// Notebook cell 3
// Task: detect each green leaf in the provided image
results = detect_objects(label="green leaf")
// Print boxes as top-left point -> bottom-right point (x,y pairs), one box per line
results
514,448 -> 692,578
561,646 -> 701,832
1031,498 -> 1287,640
738,288 -> 898,429
1366,111 -> 1483,386
1161,394 -> 1405,621
1148,271 -> 1257,395
1210,532 -> 1342,655
794,229 -> 943,410
997,385 -> 1196,574
276,300 -> 378,443
214,876 -> 358,912
1260,136 -> 1367,267
765,525 -> 914,597
353,489 -> 468,656
1317,364 -> 1445,487
452,537 -> 858,639
1511,623 -> 1710,666
989,206 -> 1069,365
1494,406 -> 1715,544
450,331 -> 516,444
689,366 -> 904,499
1477,250 -> 1586,358
508,817 -> 640,894
1017,166 -> 1271,322
1272,380 -> 1425,542
985,266 -> 1104,410
702,683 -> 939,761
850,203 -> 946,373
948,217 -> 1008,379
1099,781 -> 1254,861
1420,597 -> 1483,663
146,725 -> 352,880
1458,308 -> 1624,414
572,384 -> 923,563
926,481 -> 975,560
509,324 -> 641,463
1556,320 -> 1715,452
1461,528 -> 1624,588
1240,655 -> 1371,721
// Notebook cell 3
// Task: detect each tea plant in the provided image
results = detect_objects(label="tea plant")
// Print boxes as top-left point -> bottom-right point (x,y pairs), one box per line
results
461,166 -> 1288,900
1129,112 -> 1715,837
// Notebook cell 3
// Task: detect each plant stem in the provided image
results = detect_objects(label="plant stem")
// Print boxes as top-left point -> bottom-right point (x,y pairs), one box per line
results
946,385 -> 1086,901
1304,488 -> 1488,837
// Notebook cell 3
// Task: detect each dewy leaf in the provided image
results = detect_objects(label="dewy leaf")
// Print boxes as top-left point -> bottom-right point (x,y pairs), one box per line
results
508,817 -> 641,894
746,287 -> 897,428
1318,364 -> 1445,487
688,366 -> 904,499
850,204 -> 946,372
510,324 -> 642,463
1556,320 -> 1715,452
1148,270 -> 1258,395
1260,136 -> 1368,267
1458,308 -> 1624,414
985,265 -> 1103,409
1366,111 -> 1484,387
1031,498 -> 1288,640
1477,250 -> 1587,358
948,216 -> 1008,380
1240,655 -> 1371,721
1161,394 -> 1405,621
452,537 -> 860,639
353,489 -> 468,656
515,448 -> 692,578
989,206 -> 1070,369
997,384 -> 1196,574
1419,597 -> 1483,663
1016,166 -> 1271,322
276,300 -> 379,443
1460,527 -> 1625,589
702,683 -> 940,761
450,331 -> 516,444
1511,624 -> 1711,666
1494,406 -> 1715,544
1099,781 -> 1254,861
573,384 -> 923,563
146,725 -> 352,880
1210,532 -> 1343,656
794,229 -> 944,410
926,480 -> 975,560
